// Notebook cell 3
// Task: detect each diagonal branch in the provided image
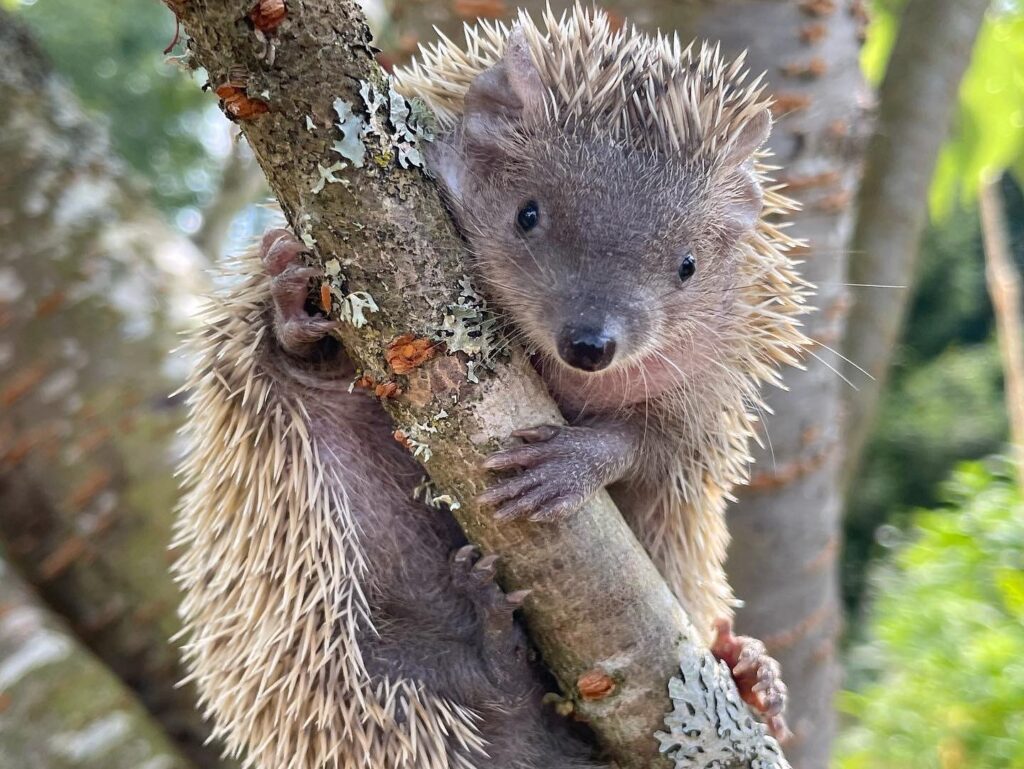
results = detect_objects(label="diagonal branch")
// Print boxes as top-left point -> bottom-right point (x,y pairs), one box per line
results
165,1 -> 789,766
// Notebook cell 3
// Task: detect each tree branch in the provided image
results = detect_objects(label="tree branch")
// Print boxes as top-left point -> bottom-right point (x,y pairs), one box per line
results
0,555 -> 195,769
166,1 -> 788,766
980,176 -> 1024,491
840,0 -> 990,489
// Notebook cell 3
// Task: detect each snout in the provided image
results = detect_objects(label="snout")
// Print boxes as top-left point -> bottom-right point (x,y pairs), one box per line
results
557,325 -> 617,372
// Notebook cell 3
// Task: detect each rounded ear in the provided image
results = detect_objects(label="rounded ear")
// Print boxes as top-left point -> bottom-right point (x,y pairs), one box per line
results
426,25 -> 546,214
721,108 -> 771,168
462,25 -> 546,155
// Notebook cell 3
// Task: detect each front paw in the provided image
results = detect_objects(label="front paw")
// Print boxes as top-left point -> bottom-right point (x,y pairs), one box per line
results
476,424 -> 622,523
711,619 -> 792,743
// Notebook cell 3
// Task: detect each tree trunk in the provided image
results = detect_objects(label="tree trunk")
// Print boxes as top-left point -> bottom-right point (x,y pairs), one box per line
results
0,13 -> 228,767
376,3 -> 865,765
0,555 -> 194,769
841,0 -> 990,488
165,1 -> 790,767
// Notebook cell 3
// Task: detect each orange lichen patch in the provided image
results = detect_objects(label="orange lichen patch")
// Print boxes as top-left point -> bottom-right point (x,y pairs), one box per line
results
393,430 -> 413,449
827,118 -> 850,140
250,0 -> 287,32
66,468 -> 113,510
816,189 -> 853,213
771,92 -> 813,117
746,443 -> 835,491
215,84 -> 270,121
850,0 -> 870,26
452,0 -> 508,19
577,669 -> 615,700
780,170 -> 841,192
386,334 -> 439,375
762,601 -> 833,651
75,426 -> 111,456
374,382 -> 402,399
781,56 -> 827,79
602,8 -> 626,32
799,22 -> 828,44
803,534 -> 839,574
39,536 -> 90,582
352,374 -> 376,391
1,366 -> 47,407
319,282 -> 332,314
799,0 -> 836,17
34,289 -> 66,318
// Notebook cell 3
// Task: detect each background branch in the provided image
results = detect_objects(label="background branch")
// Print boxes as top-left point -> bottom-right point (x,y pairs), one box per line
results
841,0 -> 990,489
980,176 -> 1024,490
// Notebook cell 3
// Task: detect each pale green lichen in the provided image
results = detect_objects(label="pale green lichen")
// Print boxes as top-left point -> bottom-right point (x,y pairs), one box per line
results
332,98 -> 368,168
312,161 -> 349,193
433,276 -> 504,382
337,290 -> 378,328
412,478 -> 462,511
354,79 -> 433,170
656,645 -> 790,769
296,213 -> 317,248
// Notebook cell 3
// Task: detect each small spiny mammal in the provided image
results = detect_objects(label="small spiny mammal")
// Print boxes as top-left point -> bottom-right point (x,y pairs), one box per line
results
396,4 -> 807,734
174,5 -> 805,768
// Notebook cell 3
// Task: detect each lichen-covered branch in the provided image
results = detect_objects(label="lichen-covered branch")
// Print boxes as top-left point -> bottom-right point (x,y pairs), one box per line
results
840,0 -> 990,488
165,1 -> 788,766
0,12 -> 228,767
0,556 -> 194,769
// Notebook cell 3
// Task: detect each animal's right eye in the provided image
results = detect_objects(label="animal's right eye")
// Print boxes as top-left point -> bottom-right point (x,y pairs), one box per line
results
516,200 -> 540,233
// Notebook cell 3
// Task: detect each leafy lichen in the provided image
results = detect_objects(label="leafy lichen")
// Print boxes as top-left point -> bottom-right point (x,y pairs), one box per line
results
656,645 -> 789,769
433,276 -> 504,382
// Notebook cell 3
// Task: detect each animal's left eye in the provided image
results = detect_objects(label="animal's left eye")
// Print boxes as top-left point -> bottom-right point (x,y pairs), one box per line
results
516,200 -> 540,233
678,252 -> 696,283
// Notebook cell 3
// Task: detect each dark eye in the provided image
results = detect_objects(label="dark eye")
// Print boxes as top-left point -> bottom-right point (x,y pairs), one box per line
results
678,251 -> 696,283
516,200 -> 540,232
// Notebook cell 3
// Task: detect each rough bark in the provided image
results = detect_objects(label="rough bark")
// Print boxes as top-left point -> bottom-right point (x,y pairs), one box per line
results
0,13 -> 227,767
840,0 -> 990,488
980,176 -> 1024,490
0,555 -> 194,769
165,1 -> 789,766
377,3 -> 865,765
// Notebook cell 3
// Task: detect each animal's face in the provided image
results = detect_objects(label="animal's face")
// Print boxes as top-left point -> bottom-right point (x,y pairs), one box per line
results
426,26 -> 771,397
452,134 -> 760,378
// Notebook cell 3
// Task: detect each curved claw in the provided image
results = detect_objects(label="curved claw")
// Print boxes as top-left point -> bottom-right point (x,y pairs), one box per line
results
481,443 -> 550,471
511,425 -> 560,442
475,473 -> 540,507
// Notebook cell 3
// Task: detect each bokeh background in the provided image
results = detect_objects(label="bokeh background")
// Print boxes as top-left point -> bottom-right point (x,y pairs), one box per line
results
0,0 -> 1021,767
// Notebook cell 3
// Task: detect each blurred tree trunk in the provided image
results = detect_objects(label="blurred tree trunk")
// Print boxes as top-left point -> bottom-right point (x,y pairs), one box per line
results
0,13 -> 227,767
840,0 -> 990,488
980,176 -> 1024,490
0,554 -> 195,769
372,2 -> 866,767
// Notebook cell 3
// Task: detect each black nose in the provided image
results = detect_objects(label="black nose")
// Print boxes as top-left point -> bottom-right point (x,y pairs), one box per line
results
557,326 -> 617,371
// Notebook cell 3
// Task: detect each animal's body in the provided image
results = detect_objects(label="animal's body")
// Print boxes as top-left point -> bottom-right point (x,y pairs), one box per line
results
174,6 -> 806,769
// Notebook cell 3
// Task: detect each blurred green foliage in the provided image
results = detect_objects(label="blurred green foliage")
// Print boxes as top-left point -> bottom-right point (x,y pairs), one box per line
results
844,0 -> 1024,612
836,461 -> 1024,769
862,0 -> 1024,215
7,0 -> 217,214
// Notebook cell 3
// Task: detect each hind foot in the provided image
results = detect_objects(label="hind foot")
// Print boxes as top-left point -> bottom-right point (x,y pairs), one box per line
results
711,618 -> 791,743
450,546 -> 530,667
260,228 -> 339,357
